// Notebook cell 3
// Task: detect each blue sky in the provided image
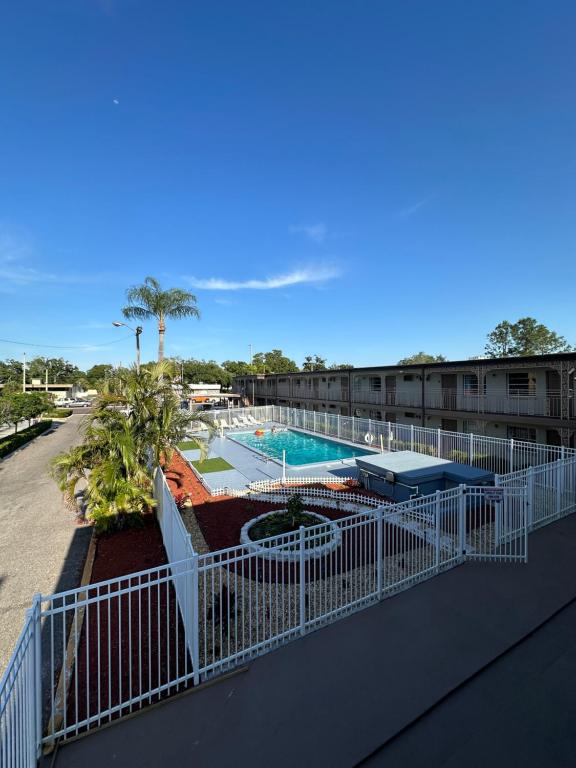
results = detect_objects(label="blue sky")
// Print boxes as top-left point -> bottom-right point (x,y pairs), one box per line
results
1,0 -> 575,370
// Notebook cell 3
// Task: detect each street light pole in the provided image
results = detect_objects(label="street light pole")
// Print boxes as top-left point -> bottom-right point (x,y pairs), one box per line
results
113,322 -> 143,374
22,352 -> 26,393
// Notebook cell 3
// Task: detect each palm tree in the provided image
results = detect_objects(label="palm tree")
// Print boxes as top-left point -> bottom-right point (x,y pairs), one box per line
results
122,276 -> 200,362
51,361 -> 214,532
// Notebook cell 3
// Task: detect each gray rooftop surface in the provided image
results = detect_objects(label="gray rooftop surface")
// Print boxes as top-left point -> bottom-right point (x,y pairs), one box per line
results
46,513 -> 576,768
356,450 -> 494,483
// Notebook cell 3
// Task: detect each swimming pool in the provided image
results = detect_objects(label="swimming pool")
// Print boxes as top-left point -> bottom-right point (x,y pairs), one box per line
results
231,428 -> 376,467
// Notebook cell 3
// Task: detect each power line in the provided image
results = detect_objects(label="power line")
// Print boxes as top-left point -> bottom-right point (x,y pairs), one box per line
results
0,334 -> 134,350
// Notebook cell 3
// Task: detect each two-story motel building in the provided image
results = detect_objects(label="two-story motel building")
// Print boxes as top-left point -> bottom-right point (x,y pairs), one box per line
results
233,352 -> 576,448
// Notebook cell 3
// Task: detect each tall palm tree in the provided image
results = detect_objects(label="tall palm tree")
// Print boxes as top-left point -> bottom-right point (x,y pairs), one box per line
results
51,361 -> 214,532
122,276 -> 200,362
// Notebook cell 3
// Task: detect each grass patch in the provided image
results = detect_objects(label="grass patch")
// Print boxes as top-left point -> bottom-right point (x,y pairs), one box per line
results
0,420 -> 53,459
192,457 -> 234,474
177,439 -> 201,450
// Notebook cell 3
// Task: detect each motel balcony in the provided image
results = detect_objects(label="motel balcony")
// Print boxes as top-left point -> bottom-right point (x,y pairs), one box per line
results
423,388 -> 573,419
352,390 -> 423,408
351,388 -> 574,420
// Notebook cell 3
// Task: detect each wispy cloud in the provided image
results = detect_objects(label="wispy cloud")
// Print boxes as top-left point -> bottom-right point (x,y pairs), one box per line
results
396,196 -> 435,219
186,264 -> 341,291
290,223 -> 328,244
0,227 -> 105,289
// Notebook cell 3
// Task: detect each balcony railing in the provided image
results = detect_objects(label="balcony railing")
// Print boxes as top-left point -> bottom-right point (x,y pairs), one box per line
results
424,389 -> 571,418
352,390 -> 422,407
351,388 -> 573,419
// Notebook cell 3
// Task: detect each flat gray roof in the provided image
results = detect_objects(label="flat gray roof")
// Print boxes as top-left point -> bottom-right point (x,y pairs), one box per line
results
356,450 -> 493,483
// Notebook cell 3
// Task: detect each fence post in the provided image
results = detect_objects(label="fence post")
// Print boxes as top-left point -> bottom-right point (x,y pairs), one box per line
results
435,491 -> 441,571
191,554 -> 200,686
368,417 -> 371,438
410,424 -> 414,452
458,484 -> 466,559
376,507 -> 383,600
387,423 -> 391,452
509,438 -> 514,472
469,432 -> 474,465
313,411 -> 316,434
32,593 -> 42,759
494,474 -> 501,544
437,428 -> 441,458
352,415 -> 356,443
337,413 -> 341,439
527,466 -> 534,530
556,459 -> 562,519
299,526 -> 306,636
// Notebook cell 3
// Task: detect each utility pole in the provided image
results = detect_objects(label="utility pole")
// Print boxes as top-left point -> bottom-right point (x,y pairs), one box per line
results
45,367 -> 49,392
22,352 -> 26,393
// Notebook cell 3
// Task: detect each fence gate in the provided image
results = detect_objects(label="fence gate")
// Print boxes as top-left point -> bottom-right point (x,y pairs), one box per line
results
464,486 -> 528,562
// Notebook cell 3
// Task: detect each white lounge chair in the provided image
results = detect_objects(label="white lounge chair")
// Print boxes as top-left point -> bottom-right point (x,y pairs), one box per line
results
231,417 -> 243,429
218,418 -> 231,430
247,415 -> 261,426
238,416 -> 251,426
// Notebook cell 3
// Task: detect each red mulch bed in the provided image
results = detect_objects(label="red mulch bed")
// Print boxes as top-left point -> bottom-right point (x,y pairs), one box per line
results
162,453 -> 429,587
66,516 -> 191,734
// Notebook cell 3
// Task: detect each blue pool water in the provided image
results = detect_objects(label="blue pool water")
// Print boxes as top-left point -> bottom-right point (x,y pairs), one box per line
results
231,429 -> 375,466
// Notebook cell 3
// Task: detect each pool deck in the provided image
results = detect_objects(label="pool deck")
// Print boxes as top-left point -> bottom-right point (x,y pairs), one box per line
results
184,422 -> 364,492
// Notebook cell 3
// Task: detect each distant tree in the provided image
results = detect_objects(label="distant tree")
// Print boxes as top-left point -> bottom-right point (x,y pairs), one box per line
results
485,318 -> 573,357
122,276 -> 200,361
302,355 -> 327,372
86,364 -> 114,387
182,359 -> 231,387
328,363 -> 354,370
397,352 -> 448,365
252,350 -> 299,374
19,392 -> 51,427
221,360 -> 257,377
28,357 -> 85,383
0,359 -> 23,385
1,393 -> 29,433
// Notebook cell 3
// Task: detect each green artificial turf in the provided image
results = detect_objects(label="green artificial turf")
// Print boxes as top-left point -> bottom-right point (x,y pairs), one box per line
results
191,457 -> 234,474
177,439 -> 201,450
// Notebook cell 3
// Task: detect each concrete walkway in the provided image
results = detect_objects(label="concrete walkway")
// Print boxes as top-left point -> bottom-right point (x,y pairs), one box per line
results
0,415 -> 92,674
47,513 -> 576,768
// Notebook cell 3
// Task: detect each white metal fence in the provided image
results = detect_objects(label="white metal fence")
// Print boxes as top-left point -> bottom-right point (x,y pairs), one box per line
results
17,484 -> 525,749
497,456 -> 576,531
0,600 -> 40,768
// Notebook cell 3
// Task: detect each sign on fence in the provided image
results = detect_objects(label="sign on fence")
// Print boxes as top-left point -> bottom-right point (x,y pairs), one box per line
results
483,487 -> 504,503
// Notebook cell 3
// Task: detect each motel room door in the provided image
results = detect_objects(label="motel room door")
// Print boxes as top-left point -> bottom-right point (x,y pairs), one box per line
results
441,374 -> 457,409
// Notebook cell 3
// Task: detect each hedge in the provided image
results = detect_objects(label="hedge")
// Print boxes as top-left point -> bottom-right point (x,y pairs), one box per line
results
0,420 -> 53,458
44,408 -> 73,418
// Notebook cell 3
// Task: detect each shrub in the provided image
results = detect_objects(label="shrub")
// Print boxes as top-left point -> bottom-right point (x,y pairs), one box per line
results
45,408 -> 73,418
448,450 -> 469,463
0,420 -> 53,458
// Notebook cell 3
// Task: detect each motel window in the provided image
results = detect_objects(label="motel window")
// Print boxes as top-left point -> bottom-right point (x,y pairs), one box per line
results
369,410 -> 382,420
404,412 -> 416,418
507,426 -> 537,443
369,376 -> 382,392
462,420 -> 484,434
463,374 -> 487,394
508,373 -> 536,396
403,374 -> 414,382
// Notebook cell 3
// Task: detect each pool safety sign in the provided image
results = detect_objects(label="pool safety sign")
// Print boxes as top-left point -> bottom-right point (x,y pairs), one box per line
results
483,487 -> 504,503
